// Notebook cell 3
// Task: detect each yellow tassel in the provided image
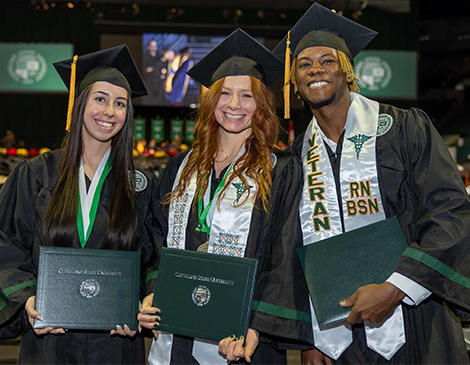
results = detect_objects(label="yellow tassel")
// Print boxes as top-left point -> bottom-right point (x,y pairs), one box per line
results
337,50 -> 360,93
283,31 -> 291,120
66,55 -> 78,131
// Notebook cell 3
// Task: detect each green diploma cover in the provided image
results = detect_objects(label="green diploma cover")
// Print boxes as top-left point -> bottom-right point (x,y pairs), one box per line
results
153,248 -> 258,342
297,217 -> 408,327
34,246 -> 140,331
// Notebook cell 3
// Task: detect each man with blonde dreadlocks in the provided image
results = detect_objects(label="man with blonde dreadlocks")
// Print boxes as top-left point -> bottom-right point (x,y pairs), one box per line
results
274,3 -> 470,364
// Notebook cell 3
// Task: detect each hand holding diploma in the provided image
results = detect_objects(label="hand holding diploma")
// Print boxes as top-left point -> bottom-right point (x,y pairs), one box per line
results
111,324 -> 136,337
340,282 -> 405,324
26,296 -> 65,335
218,328 -> 259,363
137,293 -> 160,338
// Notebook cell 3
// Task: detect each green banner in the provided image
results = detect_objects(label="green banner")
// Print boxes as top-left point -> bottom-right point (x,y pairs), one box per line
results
151,118 -> 164,143
185,120 -> 196,143
354,50 -> 417,99
171,118 -> 184,141
134,117 -> 146,141
0,43 -> 73,92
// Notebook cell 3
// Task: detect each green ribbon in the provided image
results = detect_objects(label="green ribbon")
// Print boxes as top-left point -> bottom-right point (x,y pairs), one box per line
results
252,300 -> 312,323
77,157 -> 111,248
0,279 -> 37,311
196,166 -> 233,236
403,247 -> 470,290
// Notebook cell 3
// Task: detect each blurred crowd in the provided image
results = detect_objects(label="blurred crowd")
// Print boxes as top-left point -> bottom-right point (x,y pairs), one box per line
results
0,130 -> 291,186
0,130 -> 191,185
133,136 -> 190,178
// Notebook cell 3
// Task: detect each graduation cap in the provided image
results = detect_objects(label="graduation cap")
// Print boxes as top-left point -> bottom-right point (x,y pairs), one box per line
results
272,2 -> 377,119
272,2 -> 377,63
54,45 -> 147,131
186,28 -> 284,88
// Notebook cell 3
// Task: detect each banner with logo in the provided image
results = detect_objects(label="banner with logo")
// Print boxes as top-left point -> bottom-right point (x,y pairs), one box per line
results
171,118 -> 183,141
185,119 -> 196,143
354,50 -> 417,99
134,117 -> 146,141
151,118 -> 164,142
0,43 -> 73,92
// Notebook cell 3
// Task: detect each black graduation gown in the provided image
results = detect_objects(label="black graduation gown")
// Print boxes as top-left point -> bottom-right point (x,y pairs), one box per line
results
290,103 -> 470,364
151,149 -> 313,364
0,150 -> 159,364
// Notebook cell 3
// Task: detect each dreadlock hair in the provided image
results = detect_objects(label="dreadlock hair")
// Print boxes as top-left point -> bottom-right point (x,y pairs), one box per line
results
290,49 -> 360,98
165,76 -> 279,214
44,82 -> 137,251
337,50 -> 360,93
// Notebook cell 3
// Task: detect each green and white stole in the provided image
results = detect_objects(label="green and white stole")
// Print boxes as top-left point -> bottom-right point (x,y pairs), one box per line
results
300,93 -> 405,360
78,147 -> 111,248
167,148 -> 257,258
161,148 -> 257,364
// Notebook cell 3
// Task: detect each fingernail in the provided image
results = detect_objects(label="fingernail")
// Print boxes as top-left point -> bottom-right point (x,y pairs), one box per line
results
155,309 -> 161,314
340,300 -> 345,305
229,334 -> 235,339
153,323 -> 160,328
232,337 -> 237,342
155,316 -> 161,322
124,324 -> 129,329
239,335 -> 244,341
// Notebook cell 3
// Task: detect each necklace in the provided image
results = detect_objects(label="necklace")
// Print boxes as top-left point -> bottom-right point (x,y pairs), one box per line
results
196,241 -> 209,252
214,148 -> 239,177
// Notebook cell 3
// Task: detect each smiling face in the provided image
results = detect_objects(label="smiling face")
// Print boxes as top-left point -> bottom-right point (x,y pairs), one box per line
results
295,46 -> 350,109
82,81 -> 128,149
214,75 -> 257,139
148,40 -> 158,55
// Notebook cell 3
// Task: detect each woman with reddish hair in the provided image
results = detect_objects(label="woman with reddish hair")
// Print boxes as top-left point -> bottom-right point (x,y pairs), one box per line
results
139,29 -> 312,364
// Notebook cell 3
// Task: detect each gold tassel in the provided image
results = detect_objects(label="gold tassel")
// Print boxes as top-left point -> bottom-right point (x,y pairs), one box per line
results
283,31 -> 291,120
66,55 -> 78,131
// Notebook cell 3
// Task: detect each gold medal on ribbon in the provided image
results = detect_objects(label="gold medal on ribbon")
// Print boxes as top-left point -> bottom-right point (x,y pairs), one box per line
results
197,241 -> 209,252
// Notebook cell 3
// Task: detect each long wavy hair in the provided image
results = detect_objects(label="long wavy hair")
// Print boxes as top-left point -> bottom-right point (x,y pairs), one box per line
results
168,76 -> 279,213
43,83 -> 137,250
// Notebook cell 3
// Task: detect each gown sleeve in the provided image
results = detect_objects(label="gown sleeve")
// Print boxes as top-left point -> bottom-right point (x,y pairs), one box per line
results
134,169 -> 161,296
385,107 -> 470,311
0,160 -> 41,333
249,151 -> 313,348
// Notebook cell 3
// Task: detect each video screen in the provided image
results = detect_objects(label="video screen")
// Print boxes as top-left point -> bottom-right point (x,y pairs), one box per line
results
140,33 -> 264,107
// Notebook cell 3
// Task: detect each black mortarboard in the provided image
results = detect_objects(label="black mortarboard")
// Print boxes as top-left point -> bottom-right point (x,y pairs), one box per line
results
187,28 -> 284,88
54,45 -> 147,130
272,2 -> 377,63
54,44 -> 147,98
273,3 -> 377,119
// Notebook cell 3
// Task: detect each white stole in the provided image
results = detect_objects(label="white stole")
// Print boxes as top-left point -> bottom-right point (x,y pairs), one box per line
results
151,149 -> 257,364
78,146 -> 111,245
299,93 -> 405,360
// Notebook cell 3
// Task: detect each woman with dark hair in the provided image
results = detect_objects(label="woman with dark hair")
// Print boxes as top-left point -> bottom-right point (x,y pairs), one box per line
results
0,45 -> 158,364
138,29 -> 312,364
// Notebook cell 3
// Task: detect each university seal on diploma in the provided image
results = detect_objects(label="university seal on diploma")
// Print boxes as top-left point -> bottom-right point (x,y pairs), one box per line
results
192,285 -> 211,306
80,279 -> 100,299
